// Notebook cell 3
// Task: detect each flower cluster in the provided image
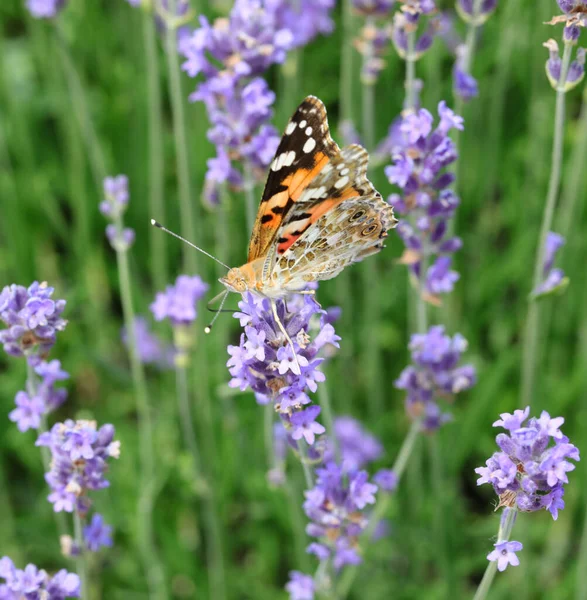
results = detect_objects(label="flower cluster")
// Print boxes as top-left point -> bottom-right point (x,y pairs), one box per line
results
532,231 -> 569,298
0,282 -> 67,357
385,102 -> 464,299
293,462 -> 378,584
547,1 -> 587,42
37,420 -> 121,514
227,293 -> 340,443
0,557 -> 80,599
151,275 -> 209,326
121,316 -> 173,368
395,325 -> 476,430
543,39 -> 585,91
9,359 -> 69,432
326,416 -> 383,470
475,407 -> 580,520
26,0 -> 66,19
181,0 -> 335,204
390,0 -> 439,62
100,175 -> 135,252
354,21 -> 393,84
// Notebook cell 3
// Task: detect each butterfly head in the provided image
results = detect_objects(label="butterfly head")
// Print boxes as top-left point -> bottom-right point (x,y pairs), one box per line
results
220,267 -> 251,294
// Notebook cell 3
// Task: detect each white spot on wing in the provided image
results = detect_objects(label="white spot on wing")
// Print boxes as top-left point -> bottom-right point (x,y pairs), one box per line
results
334,175 -> 349,189
284,151 -> 296,166
305,126 -> 313,136
299,120 -> 307,128
340,168 -> 350,176
303,138 -> 316,153
286,122 -> 296,135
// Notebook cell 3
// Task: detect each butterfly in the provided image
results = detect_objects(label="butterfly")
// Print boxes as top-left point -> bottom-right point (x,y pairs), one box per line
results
154,96 -> 397,357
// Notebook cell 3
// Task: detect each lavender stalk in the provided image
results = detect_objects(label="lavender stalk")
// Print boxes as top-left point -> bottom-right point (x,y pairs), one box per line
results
521,36 -> 574,408
73,511 -> 87,600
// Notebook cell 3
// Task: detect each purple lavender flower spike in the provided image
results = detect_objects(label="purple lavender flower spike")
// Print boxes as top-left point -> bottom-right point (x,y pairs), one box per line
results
83,513 -> 114,552
374,468 -> 398,492
285,571 -> 315,600
384,103 -> 464,300
101,175 -> 135,251
456,0 -> 497,23
325,416 -> 383,470
0,282 -> 67,357
475,408 -> 579,519
268,0 -> 336,48
9,391 -> 45,432
544,39 -> 585,91
226,293 -> 338,448
150,275 -> 209,326
303,461 -> 378,570
121,316 -> 173,368
532,231 -> 569,297
26,0 -> 66,19
36,420 -> 120,514
0,556 -> 80,598
487,541 -> 523,572
395,325 -> 475,429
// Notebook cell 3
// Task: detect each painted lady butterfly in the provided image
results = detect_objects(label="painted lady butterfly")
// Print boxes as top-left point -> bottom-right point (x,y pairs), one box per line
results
154,96 -> 397,350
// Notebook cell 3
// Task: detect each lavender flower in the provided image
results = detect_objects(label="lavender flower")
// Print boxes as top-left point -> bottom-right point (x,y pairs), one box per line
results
453,45 -> 479,101
326,416 -> 383,470
83,514 -> 113,552
121,316 -> 173,368
269,0 -> 336,48
227,293 -> 339,445
0,557 -> 80,599
352,0 -> 395,16
25,0 -> 66,18
0,282 -> 67,357
532,231 -> 569,297
303,461 -> 378,569
390,0 -> 439,62
456,0 -> 497,25
373,468 -> 398,492
395,326 -> 476,430
487,541 -> 523,572
150,275 -> 209,326
9,359 -> 69,432
544,40 -> 585,91
385,102 -> 464,299
547,1 -> 587,39
100,175 -> 135,252
36,420 -> 120,514
475,408 -> 579,520
355,22 -> 393,84
285,571 -> 315,600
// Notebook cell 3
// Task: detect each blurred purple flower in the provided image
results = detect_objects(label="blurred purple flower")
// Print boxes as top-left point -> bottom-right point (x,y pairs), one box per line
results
0,282 -> 67,357
121,316 -> 173,368
36,420 -> 120,514
374,468 -> 398,492
26,0 -> 66,18
150,275 -> 209,326
487,541 -> 523,572
355,23 -> 393,83
325,416 -> 383,470
290,406 -> 325,445
475,408 -> 579,520
456,0 -> 497,22
533,231 -> 568,297
544,40 -> 585,91
269,0 -> 336,47
0,556 -> 80,598
352,0 -> 394,16
395,325 -> 476,430
83,514 -> 113,552
453,57 -> 479,101
285,571 -> 315,600
384,102 -> 464,300
100,175 -> 135,251
9,391 -> 45,433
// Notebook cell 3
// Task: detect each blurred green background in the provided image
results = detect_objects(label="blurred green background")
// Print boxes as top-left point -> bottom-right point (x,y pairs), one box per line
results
1,0 -> 587,598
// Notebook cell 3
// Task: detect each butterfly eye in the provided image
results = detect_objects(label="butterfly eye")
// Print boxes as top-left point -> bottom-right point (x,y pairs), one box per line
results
362,224 -> 378,236
349,210 -> 365,222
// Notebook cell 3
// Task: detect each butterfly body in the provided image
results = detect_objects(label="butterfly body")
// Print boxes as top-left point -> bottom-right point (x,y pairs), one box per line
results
220,96 -> 398,301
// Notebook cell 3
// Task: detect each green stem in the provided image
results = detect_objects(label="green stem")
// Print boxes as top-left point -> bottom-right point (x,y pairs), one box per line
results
317,383 -> 340,464
361,18 -> 376,151
473,508 -> 518,600
264,403 -> 275,470
297,440 -> 315,490
143,8 -> 167,291
521,41 -> 572,409
336,420 -> 421,597
165,2 -> 198,274
416,252 -> 429,334
558,86 -> 587,239
54,23 -> 107,187
115,237 -> 167,600
73,511 -> 88,600
175,361 -> 203,474
405,30 -> 417,112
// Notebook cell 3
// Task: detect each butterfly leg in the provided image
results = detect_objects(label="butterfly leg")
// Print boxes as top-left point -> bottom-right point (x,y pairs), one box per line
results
270,299 -> 301,374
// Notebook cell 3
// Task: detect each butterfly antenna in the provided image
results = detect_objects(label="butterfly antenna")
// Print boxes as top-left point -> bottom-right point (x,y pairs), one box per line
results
204,290 -> 230,334
150,219 -> 231,270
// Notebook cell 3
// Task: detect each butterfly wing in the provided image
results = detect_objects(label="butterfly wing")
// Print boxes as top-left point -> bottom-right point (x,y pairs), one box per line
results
247,96 -> 340,262
269,193 -> 397,290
